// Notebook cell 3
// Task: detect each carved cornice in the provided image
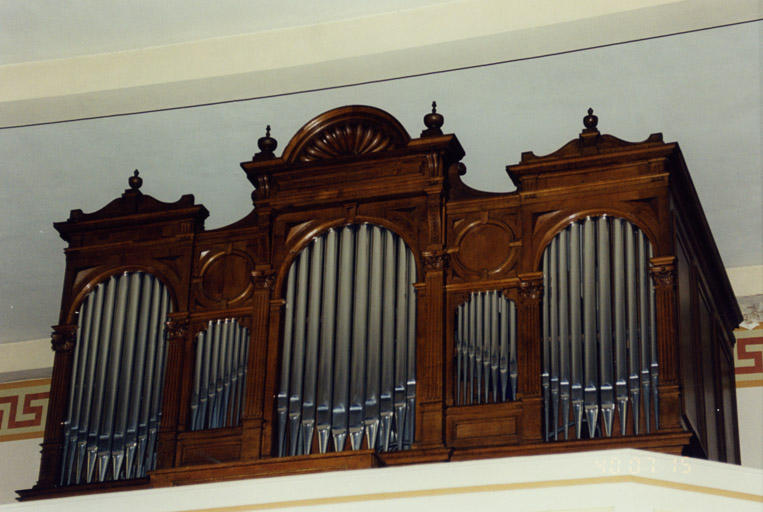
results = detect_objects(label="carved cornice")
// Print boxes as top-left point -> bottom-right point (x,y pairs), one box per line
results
55,171 -> 209,244
422,251 -> 449,272
51,325 -> 77,353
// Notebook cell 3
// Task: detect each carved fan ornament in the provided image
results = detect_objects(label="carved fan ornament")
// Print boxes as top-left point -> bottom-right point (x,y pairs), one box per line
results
297,120 -> 405,162
280,106 -> 411,164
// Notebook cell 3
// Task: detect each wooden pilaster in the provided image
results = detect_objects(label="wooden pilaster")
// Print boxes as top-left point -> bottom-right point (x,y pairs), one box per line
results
417,251 -> 447,447
156,315 -> 188,469
241,270 -> 275,460
35,324 -> 77,487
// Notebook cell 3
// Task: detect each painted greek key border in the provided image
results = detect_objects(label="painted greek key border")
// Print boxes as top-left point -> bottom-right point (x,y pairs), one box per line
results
734,328 -> 763,388
0,378 -> 50,442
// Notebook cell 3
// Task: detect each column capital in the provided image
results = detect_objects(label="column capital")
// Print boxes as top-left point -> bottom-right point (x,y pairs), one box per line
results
518,272 -> 544,302
251,269 -> 276,289
165,316 -> 189,340
50,324 -> 77,353
650,256 -> 676,286
422,250 -> 448,272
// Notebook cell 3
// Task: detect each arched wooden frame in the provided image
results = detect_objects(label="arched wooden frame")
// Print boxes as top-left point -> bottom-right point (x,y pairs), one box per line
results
66,266 -> 179,325
273,217 -> 424,296
531,208 -> 662,273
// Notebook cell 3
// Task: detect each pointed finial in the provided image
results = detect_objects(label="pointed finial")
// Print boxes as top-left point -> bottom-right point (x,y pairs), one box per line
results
253,125 -> 278,161
421,100 -> 444,137
128,169 -> 143,190
583,108 -> 599,131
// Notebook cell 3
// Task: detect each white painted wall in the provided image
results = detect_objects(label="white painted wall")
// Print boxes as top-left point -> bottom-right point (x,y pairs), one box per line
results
0,439 -> 42,505
0,450 -> 760,512
737,387 -> 763,469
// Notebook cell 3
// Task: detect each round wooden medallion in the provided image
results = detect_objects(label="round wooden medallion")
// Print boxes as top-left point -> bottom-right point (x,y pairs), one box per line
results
201,251 -> 253,303
456,221 -> 516,274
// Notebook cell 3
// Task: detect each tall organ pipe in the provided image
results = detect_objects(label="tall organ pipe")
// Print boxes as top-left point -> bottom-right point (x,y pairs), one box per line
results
60,271 -> 171,485
541,216 -> 658,441
276,264 -> 296,456
317,229 -> 339,454
277,224 -> 417,456
364,227 -> 383,450
454,291 -> 517,407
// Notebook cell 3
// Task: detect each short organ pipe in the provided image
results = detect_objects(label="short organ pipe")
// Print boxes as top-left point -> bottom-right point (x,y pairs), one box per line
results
189,319 -> 251,431
454,291 -> 518,406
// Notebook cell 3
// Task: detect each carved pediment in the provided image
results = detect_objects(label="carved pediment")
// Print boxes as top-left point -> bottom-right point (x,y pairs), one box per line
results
281,105 -> 411,163
54,170 -> 208,243
516,109 -> 665,164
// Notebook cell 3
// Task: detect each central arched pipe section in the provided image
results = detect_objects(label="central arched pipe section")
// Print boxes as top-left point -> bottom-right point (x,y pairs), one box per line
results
276,223 -> 417,456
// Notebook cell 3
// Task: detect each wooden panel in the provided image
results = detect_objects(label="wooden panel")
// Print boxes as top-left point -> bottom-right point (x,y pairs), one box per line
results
719,346 -> 740,464
696,278 -> 718,460
178,429 -> 242,466
446,403 -> 521,448
150,451 -> 379,488
673,214 -> 701,438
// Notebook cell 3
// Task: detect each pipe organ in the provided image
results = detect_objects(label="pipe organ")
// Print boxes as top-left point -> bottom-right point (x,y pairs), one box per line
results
21,105 -> 741,499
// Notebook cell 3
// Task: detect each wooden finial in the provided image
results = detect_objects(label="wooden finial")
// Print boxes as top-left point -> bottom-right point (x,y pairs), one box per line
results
583,108 -> 599,131
254,125 -> 278,161
128,169 -> 143,190
422,100 -> 444,137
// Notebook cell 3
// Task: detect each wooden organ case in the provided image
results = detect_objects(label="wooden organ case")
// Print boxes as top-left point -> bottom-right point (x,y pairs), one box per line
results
20,105 -> 742,499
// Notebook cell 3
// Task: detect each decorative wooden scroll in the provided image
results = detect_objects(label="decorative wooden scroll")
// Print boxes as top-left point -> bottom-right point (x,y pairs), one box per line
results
19,105 -> 741,500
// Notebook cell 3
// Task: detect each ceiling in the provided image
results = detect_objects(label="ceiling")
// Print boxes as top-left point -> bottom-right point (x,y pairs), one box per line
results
0,1 -> 760,343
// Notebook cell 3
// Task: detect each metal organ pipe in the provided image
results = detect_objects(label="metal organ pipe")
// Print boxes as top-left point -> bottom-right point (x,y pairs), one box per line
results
60,271 -> 172,485
189,319 -> 251,431
454,291 -> 518,406
541,216 -> 658,441
317,229 -> 339,455
276,224 -> 417,456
